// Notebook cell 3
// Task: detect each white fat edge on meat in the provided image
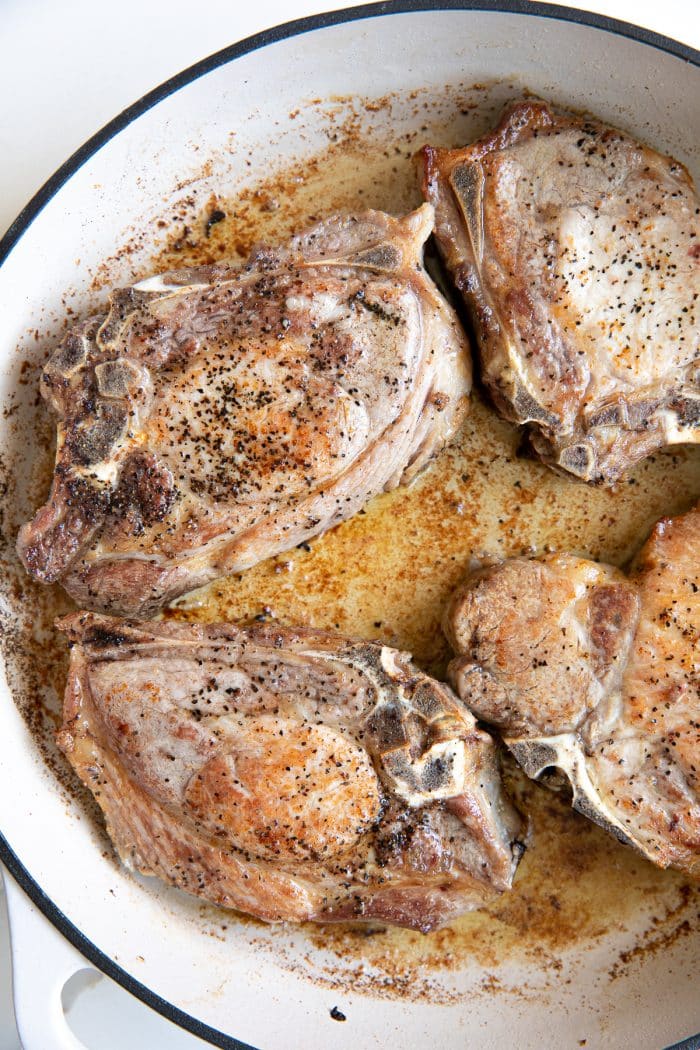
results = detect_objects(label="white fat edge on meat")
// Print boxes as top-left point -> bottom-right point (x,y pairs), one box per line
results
133,274 -> 212,295
87,549 -> 162,563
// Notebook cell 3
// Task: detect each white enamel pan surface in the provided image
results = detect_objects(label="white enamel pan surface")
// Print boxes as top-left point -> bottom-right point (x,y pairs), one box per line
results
0,3 -> 699,1048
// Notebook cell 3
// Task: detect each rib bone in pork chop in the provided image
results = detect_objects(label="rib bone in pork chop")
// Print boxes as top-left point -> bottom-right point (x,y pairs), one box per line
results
57,614 -> 525,931
18,205 -> 471,615
444,503 -> 700,876
422,99 -> 700,484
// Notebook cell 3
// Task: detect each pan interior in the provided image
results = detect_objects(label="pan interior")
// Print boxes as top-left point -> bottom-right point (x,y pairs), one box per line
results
0,10 -> 698,1048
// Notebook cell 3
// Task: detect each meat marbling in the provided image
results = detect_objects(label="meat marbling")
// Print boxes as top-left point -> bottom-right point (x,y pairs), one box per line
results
444,503 -> 700,876
57,614 -> 525,931
422,99 -> 700,484
18,204 -> 471,615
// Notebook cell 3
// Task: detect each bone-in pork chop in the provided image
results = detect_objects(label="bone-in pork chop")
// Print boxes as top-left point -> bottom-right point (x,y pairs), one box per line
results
57,614 -> 525,932
18,205 -> 471,615
422,99 -> 699,484
444,503 -> 700,876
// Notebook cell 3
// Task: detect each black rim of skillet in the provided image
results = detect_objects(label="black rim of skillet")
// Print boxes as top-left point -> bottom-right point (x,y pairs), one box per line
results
0,3 -> 699,1048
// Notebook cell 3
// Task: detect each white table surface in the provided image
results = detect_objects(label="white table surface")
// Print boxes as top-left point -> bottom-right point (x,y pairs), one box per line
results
0,1 -> 698,1047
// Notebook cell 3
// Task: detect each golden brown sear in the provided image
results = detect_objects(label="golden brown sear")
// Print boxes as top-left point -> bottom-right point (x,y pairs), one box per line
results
445,503 -> 700,877
423,98 -> 700,484
18,205 -> 471,616
57,614 -> 525,931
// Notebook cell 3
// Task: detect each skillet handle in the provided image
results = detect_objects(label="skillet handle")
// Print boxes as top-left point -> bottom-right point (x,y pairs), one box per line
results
4,873 -> 87,1050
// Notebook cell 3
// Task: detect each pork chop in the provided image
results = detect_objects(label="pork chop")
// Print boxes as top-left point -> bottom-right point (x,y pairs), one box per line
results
444,503 -> 700,876
57,614 -> 525,932
422,99 -> 700,484
18,205 -> 471,615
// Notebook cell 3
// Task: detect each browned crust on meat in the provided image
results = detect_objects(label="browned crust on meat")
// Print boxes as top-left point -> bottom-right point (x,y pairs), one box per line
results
422,98 -> 700,485
56,613 -> 526,930
19,206 -> 472,616
444,503 -> 700,877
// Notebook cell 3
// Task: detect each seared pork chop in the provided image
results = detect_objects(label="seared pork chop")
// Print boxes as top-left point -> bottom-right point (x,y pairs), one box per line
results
444,503 -> 700,876
422,99 -> 700,484
57,614 -> 525,932
18,205 -> 470,616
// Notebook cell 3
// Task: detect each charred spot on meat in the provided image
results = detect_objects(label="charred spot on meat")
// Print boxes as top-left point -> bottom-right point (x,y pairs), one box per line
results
18,205 -> 471,615
422,98 -> 700,484
444,503 -> 700,877
57,615 -> 525,932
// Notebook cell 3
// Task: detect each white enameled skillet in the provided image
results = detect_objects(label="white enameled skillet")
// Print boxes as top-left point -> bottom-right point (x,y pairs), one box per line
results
0,4 -> 698,1048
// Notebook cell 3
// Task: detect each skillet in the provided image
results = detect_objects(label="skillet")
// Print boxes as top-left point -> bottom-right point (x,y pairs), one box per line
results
0,3 -> 698,1047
